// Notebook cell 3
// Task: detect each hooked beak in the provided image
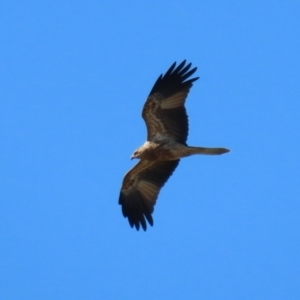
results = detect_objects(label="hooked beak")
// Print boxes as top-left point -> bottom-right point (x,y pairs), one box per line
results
130,155 -> 135,160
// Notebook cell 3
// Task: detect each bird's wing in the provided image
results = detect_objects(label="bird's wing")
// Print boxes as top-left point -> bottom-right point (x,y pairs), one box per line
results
142,60 -> 199,145
119,159 -> 180,231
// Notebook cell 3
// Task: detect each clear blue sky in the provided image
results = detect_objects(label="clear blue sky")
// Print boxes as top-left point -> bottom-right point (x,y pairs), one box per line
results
1,1 -> 300,299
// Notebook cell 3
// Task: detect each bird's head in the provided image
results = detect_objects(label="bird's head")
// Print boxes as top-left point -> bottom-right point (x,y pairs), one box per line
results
131,149 -> 142,160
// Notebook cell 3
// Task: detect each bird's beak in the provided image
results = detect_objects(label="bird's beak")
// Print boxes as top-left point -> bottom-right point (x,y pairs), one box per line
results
130,156 -> 134,160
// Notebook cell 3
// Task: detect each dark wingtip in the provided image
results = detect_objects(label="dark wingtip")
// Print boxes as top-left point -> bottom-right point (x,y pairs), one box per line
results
149,60 -> 199,98
119,191 -> 154,231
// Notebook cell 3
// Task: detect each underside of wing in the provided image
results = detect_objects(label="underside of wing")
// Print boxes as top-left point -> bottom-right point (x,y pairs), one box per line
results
142,60 -> 199,144
119,159 -> 180,231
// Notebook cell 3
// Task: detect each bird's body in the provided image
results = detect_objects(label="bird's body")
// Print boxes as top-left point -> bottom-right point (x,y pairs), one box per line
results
132,140 -> 186,161
119,60 -> 229,231
133,141 -> 228,161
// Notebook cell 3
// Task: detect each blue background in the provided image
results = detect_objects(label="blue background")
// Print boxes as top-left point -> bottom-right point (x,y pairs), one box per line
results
1,1 -> 300,299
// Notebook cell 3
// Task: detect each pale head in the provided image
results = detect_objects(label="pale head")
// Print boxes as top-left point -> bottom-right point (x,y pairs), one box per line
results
131,148 -> 142,160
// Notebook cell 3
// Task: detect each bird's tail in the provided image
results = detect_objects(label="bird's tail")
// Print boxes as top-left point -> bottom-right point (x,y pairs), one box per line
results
188,146 -> 230,155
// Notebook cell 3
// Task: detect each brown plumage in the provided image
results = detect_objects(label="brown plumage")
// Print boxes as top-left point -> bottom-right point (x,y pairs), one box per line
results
119,60 -> 229,231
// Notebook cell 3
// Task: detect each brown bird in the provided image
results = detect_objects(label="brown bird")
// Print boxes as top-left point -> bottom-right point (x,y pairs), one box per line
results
119,60 -> 229,231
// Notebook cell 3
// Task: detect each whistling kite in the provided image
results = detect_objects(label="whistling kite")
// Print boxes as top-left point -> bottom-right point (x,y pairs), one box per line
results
119,60 -> 229,231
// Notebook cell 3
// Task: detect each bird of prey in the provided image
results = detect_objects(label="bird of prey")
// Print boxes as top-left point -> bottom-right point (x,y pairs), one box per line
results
119,60 -> 229,231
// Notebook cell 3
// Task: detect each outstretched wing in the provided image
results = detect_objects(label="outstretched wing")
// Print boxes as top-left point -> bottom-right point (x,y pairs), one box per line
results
119,159 -> 180,231
142,60 -> 199,145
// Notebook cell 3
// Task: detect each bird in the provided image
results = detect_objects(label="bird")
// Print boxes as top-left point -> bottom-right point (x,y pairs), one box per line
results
119,60 -> 229,231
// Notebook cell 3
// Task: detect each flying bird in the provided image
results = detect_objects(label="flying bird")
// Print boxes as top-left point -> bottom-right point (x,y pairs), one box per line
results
119,60 -> 229,231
